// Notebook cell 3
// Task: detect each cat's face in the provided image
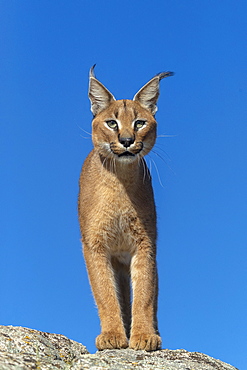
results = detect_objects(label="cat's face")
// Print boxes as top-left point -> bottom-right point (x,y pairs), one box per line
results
92,99 -> 157,163
88,66 -> 173,164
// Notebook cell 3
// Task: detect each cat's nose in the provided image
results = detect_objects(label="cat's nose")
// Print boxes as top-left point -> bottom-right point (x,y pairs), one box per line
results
119,136 -> 135,148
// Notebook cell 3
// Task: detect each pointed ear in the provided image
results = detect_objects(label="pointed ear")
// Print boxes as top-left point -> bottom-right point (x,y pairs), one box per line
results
133,71 -> 174,115
88,65 -> 116,116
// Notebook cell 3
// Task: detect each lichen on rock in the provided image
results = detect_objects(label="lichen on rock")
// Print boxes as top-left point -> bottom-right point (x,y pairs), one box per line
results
0,325 -> 238,370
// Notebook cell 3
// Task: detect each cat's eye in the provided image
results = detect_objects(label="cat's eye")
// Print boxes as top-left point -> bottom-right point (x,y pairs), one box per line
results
106,120 -> 118,130
134,120 -> 146,130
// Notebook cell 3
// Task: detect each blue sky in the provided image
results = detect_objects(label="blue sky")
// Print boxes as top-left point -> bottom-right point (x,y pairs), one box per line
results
1,1 -> 246,368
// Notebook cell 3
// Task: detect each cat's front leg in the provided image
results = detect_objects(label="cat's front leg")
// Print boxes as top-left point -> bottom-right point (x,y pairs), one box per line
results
83,242 -> 128,350
129,245 -> 161,351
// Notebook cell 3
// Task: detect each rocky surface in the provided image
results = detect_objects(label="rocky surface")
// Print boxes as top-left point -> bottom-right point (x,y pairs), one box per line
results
0,325 -> 238,370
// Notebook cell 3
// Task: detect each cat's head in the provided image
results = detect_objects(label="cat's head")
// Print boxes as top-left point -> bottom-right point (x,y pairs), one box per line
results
88,66 -> 173,163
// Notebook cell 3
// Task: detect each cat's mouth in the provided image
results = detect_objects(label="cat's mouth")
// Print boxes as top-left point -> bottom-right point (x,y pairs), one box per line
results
118,151 -> 135,158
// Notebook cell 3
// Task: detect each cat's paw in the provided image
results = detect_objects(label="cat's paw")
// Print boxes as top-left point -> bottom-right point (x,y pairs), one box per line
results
96,332 -> 128,350
129,333 -> 161,351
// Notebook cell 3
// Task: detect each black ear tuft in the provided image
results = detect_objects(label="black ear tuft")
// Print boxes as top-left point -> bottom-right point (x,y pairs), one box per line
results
89,64 -> 96,78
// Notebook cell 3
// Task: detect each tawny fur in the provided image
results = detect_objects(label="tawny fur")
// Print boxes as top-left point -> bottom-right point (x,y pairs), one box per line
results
78,67 -> 173,351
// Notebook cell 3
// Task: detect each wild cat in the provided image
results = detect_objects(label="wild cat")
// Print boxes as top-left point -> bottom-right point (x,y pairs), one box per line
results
78,66 -> 173,351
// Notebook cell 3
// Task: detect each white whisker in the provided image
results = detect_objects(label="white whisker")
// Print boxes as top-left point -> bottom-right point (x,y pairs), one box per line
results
152,149 -> 176,176
101,151 -> 111,175
111,157 -> 115,174
141,156 -> 147,184
149,157 -> 165,188
77,124 -> 92,137
153,143 -> 172,161
152,149 -> 167,162
80,134 -> 91,139
157,134 -> 177,138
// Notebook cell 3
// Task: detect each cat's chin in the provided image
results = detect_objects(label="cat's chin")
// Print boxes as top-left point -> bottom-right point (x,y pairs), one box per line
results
117,149 -> 143,162
118,151 -> 135,158
116,154 -> 138,163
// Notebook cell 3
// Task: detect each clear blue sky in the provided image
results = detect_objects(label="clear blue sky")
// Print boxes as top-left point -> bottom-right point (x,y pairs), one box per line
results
1,1 -> 246,369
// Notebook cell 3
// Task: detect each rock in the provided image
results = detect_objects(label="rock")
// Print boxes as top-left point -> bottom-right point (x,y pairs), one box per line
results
0,325 -> 238,370
0,325 -> 88,369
